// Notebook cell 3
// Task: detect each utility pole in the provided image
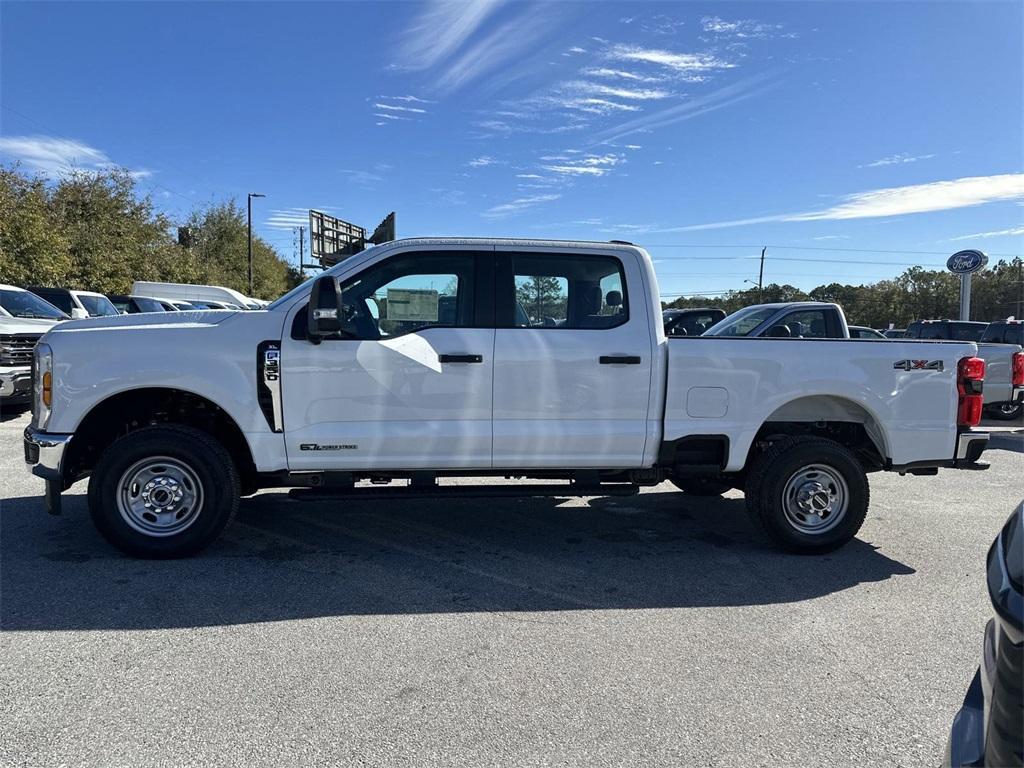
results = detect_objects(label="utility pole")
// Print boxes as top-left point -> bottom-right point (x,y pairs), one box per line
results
247,192 -> 265,295
1017,257 -> 1023,319
296,226 -> 306,281
758,246 -> 766,302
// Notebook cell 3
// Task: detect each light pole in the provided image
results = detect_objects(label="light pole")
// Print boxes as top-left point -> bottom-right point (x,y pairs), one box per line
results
247,193 -> 265,295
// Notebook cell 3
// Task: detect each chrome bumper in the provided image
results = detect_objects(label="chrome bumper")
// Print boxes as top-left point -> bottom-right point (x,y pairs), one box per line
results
23,427 -> 73,515
955,431 -> 989,461
0,369 -> 31,399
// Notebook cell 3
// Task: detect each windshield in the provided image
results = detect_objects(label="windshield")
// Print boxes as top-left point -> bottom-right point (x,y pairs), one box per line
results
77,293 -> 120,317
703,306 -> 779,337
133,296 -> 166,313
0,288 -> 69,320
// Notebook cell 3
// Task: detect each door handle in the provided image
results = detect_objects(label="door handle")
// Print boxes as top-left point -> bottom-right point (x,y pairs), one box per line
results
439,354 -> 483,363
599,355 -> 641,365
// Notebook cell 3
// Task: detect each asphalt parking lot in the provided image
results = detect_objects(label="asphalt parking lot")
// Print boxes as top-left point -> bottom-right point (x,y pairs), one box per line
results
1,407 -> 1021,768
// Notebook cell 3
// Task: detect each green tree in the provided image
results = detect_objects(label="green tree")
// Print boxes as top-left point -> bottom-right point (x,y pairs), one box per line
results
516,275 -> 566,322
0,167 -> 72,286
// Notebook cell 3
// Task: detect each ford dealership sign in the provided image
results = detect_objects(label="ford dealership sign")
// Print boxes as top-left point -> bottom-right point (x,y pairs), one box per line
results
947,250 -> 988,274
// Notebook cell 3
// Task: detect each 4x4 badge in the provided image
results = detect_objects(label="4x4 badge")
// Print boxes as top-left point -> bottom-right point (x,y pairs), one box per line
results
893,359 -> 943,371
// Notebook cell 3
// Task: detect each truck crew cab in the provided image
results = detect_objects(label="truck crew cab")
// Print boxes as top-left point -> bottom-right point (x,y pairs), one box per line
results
24,238 -> 991,558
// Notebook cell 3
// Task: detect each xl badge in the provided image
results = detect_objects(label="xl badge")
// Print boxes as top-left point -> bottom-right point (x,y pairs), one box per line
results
893,359 -> 943,371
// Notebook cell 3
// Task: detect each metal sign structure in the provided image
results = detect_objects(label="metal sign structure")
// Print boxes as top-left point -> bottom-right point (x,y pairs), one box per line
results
947,250 -> 988,321
308,210 -> 396,267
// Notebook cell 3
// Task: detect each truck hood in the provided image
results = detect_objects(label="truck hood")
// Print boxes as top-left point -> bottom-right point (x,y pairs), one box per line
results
46,310 -> 238,334
0,315 -> 61,335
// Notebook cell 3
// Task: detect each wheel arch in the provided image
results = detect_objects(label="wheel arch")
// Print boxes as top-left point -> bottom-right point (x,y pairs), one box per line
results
63,387 -> 258,490
740,394 -> 890,472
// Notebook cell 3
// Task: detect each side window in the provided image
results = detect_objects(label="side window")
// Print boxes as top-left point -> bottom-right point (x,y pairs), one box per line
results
1006,325 -> 1023,346
777,309 -> 830,338
37,291 -> 73,314
337,252 -> 476,340
509,253 -> 628,330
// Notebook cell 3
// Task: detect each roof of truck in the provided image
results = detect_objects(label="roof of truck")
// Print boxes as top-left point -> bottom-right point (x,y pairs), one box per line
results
366,237 -> 643,251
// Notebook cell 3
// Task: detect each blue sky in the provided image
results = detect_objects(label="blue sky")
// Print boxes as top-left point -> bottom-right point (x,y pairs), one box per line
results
2,1 -> 1022,299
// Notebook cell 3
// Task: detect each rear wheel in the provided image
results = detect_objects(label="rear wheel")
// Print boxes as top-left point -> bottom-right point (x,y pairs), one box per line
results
669,476 -> 733,497
88,425 -> 239,558
987,401 -> 1023,421
744,436 -> 868,554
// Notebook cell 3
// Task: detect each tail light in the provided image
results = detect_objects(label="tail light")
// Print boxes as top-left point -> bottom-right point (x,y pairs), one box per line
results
1012,351 -> 1024,387
957,356 -> 985,427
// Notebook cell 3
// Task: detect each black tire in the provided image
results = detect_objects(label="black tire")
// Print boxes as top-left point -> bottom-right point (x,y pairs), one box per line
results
986,402 -> 1023,421
669,476 -> 733,496
744,436 -> 868,554
88,425 -> 239,558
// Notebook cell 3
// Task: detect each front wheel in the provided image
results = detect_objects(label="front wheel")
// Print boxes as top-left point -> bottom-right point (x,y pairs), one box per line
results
744,436 -> 869,554
986,401 -> 1023,421
88,425 -> 239,558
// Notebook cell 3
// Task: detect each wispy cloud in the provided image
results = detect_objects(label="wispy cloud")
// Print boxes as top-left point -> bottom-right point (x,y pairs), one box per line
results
484,193 -> 561,217
0,135 -> 151,179
812,234 -> 850,241
393,0 -> 505,71
653,174 -> 1024,232
860,152 -> 936,168
434,8 -> 558,93
607,44 -> 736,79
340,166 -> 389,185
560,80 -> 671,101
701,16 -> 794,40
950,225 -> 1024,241
374,102 -> 427,114
378,94 -> 435,104
580,67 -> 667,83
591,71 -> 782,143
266,208 -> 312,230
468,155 -> 500,167
542,152 -> 623,177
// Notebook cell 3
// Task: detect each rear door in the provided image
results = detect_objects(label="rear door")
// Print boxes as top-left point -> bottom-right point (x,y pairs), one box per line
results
491,247 -> 654,468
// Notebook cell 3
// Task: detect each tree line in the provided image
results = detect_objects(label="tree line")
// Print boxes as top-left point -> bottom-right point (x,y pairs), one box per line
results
0,165 -> 301,300
665,261 -> 1024,329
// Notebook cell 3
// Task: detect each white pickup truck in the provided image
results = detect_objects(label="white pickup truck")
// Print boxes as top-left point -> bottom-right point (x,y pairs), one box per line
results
24,238 -> 992,558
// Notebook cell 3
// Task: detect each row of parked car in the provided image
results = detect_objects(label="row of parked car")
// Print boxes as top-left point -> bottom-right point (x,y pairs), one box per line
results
1,281 -> 266,404
662,302 -> 1024,420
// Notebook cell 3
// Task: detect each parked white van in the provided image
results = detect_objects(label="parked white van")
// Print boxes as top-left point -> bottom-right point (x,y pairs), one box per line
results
131,281 -> 261,310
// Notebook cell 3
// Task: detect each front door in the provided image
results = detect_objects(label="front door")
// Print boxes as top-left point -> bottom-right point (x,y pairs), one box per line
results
280,249 -> 494,471
491,248 -> 654,468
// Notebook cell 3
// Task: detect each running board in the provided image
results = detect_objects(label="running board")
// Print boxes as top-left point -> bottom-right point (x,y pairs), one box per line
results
288,483 -> 640,502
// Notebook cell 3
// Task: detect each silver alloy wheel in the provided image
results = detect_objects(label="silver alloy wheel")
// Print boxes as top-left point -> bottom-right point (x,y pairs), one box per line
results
116,456 -> 204,537
781,463 -> 849,535
998,402 -> 1022,416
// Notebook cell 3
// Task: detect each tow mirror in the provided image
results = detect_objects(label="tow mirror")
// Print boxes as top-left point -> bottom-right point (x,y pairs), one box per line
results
308,276 -> 342,343
70,307 -> 89,320
765,324 -> 792,338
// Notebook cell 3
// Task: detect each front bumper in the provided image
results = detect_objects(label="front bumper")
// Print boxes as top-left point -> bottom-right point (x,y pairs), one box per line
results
0,367 -> 31,401
23,426 -> 73,515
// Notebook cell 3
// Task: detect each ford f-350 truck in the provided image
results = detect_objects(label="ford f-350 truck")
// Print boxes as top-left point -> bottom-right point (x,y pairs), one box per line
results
24,238 -> 991,558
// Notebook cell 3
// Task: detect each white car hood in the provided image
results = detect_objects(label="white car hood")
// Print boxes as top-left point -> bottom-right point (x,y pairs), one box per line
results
0,316 -> 61,335
47,310 -> 238,334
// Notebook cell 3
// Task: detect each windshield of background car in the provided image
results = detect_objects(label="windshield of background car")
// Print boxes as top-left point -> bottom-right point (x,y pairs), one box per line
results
77,294 -> 120,317
703,306 -> 778,336
0,289 -> 69,320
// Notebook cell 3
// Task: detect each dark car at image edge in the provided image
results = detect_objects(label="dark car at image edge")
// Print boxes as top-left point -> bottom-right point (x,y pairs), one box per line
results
944,503 -> 1023,768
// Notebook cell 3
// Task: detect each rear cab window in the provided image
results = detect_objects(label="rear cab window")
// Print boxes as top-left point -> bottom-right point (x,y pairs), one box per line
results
502,253 -> 628,330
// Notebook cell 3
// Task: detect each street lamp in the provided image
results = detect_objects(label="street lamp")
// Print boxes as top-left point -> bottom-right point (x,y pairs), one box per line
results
247,193 -> 265,295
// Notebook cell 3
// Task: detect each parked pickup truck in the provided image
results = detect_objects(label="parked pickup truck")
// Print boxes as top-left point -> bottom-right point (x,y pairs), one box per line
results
702,301 -> 849,338
977,320 -> 1024,420
24,238 -> 992,558
1,284 -> 67,406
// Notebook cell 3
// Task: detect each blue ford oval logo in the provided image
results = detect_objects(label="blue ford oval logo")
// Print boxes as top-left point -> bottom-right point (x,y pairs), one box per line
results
947,249 -> 988,274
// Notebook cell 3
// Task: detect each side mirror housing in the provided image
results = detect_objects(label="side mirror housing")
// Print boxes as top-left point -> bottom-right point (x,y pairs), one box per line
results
765,324 -> 792,338
308,276 -> 342,343
70,307 -> 89,320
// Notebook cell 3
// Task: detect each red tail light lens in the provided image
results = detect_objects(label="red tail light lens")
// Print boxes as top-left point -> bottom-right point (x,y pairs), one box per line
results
957,356 -> 985,427
1012,352 -> 1024,387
